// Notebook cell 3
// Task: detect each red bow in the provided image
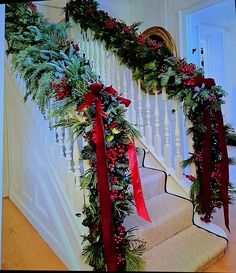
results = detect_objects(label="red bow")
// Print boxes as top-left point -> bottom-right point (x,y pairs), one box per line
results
183,77 -> 216,89
78,83 -> 131,112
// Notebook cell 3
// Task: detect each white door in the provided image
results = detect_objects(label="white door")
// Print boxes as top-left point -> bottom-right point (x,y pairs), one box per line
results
184,0 -> 236,130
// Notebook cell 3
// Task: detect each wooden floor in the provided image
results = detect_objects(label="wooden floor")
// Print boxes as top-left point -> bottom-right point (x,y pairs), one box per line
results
2,146 -> 236,271
2,198 -> 68,270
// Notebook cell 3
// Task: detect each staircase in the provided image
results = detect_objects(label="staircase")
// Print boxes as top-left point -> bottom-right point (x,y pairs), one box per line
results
127,150 -> 227,271
3,3 -> 229,271
4,55 -> 228,270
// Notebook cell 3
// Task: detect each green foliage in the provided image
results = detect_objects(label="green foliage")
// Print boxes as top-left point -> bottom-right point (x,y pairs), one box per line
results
81,243 -> 105,271
125,227 -> 146,271
36,71 -> 55,113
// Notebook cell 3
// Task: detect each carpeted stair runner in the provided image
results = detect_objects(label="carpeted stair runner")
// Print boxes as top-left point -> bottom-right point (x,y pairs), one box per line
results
125,157 -> 227,271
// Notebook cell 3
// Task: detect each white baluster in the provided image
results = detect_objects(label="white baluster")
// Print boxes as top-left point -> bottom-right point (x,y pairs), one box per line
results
83,31 -> 89,60
81,137 -> 90,205
115,58 -> 121,92
162,87 -> 171,169
106,52 -> 111,86
154,89 -> 162,156
109,53 -> 114,85
122,66 -> 127,97
73,134 -> 81,187
121,66 -> 129,118
174,100 -> 183,178
70,19 -> 77,41
103,48 -> 109,85
129,78 -> 137,126
64,127 -> 73,173
47,99 -> 53,129
93,36 -> 99,79
187,119 -> 197,177
145,88 -> 152,146
98,41 -> 103,81
87,29 -> 92,66
57,126 -> 65,157
137,79 -> 144,136
76,24 -> 81,41
53,117 -> 58,143
80,30 -> 85,56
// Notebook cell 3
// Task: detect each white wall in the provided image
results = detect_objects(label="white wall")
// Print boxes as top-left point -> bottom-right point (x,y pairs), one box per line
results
225,28 -> 236,129
4,59 -> 90,270
35,0 -> 66,22
0,4 -> 5,266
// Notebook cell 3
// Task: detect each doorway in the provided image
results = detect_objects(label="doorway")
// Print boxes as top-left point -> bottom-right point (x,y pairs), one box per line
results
181,0 -> 236,130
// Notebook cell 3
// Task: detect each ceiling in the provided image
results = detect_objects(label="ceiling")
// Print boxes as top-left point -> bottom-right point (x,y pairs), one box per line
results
191,0 -> 236,30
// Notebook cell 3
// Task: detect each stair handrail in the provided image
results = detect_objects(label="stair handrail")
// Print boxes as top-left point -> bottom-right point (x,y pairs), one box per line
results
65,0 -> 235,229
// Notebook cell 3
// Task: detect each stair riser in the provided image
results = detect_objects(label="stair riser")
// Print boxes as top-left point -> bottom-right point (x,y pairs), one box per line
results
135,205 -> 193,250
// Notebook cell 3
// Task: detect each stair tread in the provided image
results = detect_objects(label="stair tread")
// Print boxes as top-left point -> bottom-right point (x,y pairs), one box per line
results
139,167 -> 165,199
143,225 -> 227,272
124,193 -> 193,250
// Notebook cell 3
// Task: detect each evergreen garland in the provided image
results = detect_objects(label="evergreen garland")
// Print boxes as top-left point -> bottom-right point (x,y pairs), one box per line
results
5,1 -> 236,270
5,2 -> 146,271
65,0 -> 236,224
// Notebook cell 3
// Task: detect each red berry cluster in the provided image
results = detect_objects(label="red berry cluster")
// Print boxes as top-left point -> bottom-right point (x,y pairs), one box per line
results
185,174 -> 196,182
179,59 -> 196,76
111,176 -> 118,184
52,77 -> 71,101
114,225 -> 126,265
57,39 -> 80,52
211,171 -> 221,181
107,121 -> 122,131
200,215 -> 211,223
138,34 -> 146,45
117,253 -> 126,265
194,151 -> 203,162
86,128 -> 96,143
25,3 -> 37,12
147,39 -> 163,51
208,95 -> 217,102
107,144 -> 126,169
105,18 -> 117,30
114,225 -> 126,245
86,7 -> 97,15
122,26 -> 133,34
110,190 -> 124,202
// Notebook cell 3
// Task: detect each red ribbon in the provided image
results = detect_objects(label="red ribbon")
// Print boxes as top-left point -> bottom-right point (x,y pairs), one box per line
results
201,109 -> 213,216
201,108 -> 230,230
95,97 -> 117,271
128,139 -> 152,223
183,77 -> 216,89
216,110 -> 230,231
78,83 -> 150,270
78,84 -> 131,112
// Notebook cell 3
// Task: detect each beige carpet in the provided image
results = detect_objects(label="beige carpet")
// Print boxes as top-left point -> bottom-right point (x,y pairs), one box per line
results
125,165 -> 228,272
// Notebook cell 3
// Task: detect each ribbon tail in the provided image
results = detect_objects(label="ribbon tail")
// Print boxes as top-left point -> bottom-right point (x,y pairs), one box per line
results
128,139 -> 152,223
117,96 -> 131,107
201,109 -> 213,216
216,110 -> 230,231
95,98 -> 117,271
